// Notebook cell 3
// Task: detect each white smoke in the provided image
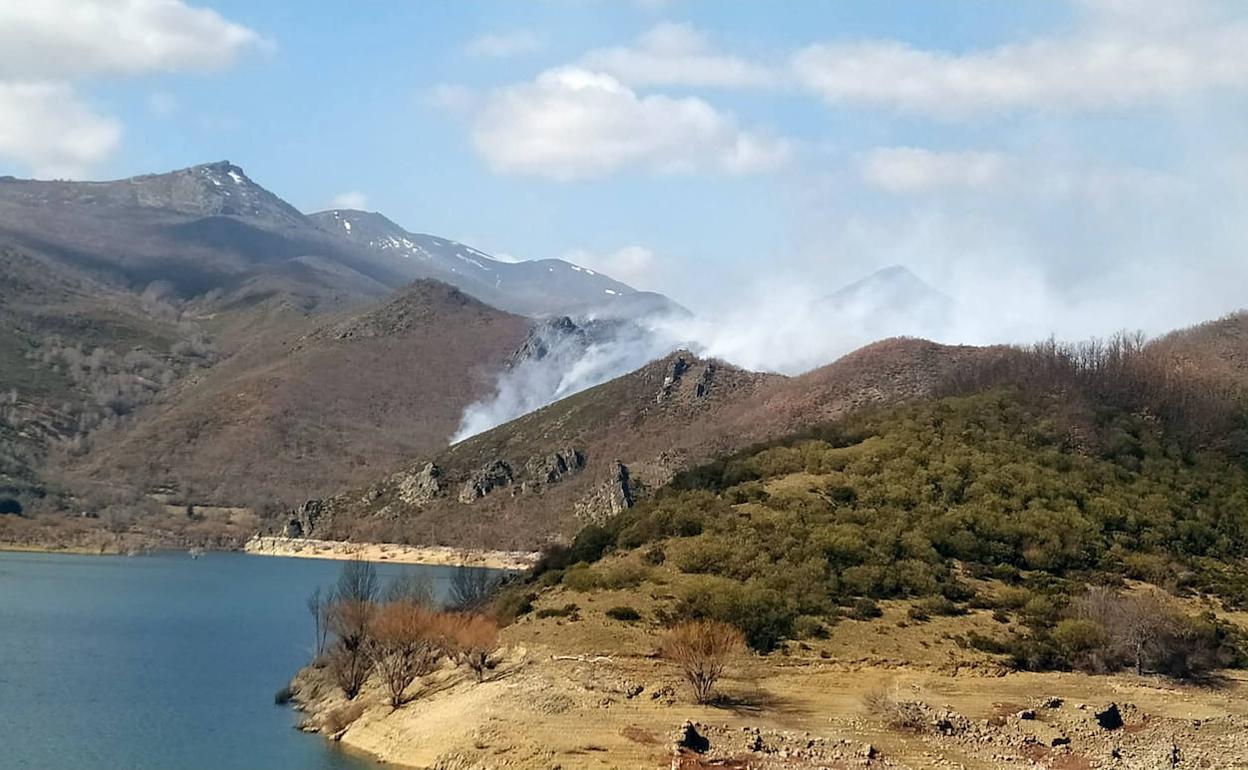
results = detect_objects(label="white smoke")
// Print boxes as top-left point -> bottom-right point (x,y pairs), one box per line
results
450,317 -> 690,442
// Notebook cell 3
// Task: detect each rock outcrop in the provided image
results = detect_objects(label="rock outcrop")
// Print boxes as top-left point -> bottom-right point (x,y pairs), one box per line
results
395,462 -> 442,506
286,499 -> 326,538
574,461 -> 635,524
459,460 -> 515,503
524,448 -> 585,485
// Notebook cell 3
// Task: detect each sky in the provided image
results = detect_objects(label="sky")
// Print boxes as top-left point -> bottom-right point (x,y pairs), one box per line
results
1,0 -> 1247,344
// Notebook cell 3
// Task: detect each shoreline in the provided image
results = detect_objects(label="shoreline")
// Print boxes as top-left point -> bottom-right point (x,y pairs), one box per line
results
0,542 -> 120,556
244,535 -> 539,571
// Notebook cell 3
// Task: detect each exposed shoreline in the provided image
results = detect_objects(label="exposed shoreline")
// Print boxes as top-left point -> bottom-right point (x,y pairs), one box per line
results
0,542 -> 120,556
243,535 -> 539,571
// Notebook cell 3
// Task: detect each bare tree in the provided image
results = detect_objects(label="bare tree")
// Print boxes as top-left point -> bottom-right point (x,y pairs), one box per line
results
367,604 -> 445,708
307,586 -> 329,657
660,620 -> 745,704
336,557 -> 379,604
383,571 -> 435,608
448,565 -> 501,612
327,599 -> 375,699
325,559 -> 380,698
447,614 -> 500,682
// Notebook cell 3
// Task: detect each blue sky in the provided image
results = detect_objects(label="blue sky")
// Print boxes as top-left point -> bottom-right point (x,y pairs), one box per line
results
1,0 -> 1246,339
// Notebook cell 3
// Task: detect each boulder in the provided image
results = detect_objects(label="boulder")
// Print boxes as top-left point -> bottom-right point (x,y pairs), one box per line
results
1095,703 -> 1124,731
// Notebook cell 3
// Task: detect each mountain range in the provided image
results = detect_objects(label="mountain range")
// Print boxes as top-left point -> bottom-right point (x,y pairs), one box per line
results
1,160 -> 1243,555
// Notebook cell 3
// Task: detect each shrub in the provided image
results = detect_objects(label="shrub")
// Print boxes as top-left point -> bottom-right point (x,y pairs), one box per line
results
793,615 -> 828,639
1052,618 -> 1110,667
493,590 -> 535,624
862,688 -> 928,732
273,684 -> 296,705
913,596 -> 963,618
660,620 -> 745,704
535,603 -> 580,620
675,580 -> 795,653
561,564 -> 599,592
605,605 -> 642,622
595,560 -> 649,590
447,614 -> 500,682
849,598 -> 883,621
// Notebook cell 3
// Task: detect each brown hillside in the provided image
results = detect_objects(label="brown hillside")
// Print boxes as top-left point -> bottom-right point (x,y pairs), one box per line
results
297,337 -> 990,550
68,281 -> 530,508
1149,311 -> 1248,387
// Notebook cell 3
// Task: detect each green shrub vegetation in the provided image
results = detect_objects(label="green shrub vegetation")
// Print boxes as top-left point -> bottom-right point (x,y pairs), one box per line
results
605,605 -> 642,622
532,385 -> 1248,662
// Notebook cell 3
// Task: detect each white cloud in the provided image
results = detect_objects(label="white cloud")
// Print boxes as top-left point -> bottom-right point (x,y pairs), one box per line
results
0,82 -> 121,178
563,245 -> 657,289
0,1 -> 264,177
467,67 -> 790,180
792,5 -> 1248,116
464,29 -> 544,59
329,191 -> 369,210
0,0 -> 266,79
858,145 -> 1184,207
859,148 -> 1008,194
580,22 -> 775,88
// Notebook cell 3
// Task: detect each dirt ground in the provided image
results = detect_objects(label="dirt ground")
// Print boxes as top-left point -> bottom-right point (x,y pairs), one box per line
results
290,585 -> 1248,770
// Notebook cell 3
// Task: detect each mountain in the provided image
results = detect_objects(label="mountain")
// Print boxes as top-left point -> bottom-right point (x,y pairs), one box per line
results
0,160 -> 686,548
816,265 -> 954,342
0,161 -> 683,319
286,336 -> 990,550
310,209 -> 686,319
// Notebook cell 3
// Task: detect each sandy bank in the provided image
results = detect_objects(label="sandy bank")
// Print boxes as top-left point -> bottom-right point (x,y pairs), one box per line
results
244,535 -> 539,571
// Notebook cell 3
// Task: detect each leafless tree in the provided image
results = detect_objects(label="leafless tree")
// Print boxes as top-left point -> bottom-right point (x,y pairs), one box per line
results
307,586 -> 330,657
660,620 -> 745,704
446,613 -> 500,682
383,571 -> 435,608
327,598 -> 375,699
367,604 -> 447,708
336,557 -> 379,604
448,565 -> 501,612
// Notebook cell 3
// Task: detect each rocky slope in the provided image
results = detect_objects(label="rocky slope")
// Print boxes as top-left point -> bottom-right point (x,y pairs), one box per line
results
287,336 -> 991,550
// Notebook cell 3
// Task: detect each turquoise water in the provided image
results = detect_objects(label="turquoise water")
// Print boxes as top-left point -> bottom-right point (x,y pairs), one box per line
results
0,550 -> 480,770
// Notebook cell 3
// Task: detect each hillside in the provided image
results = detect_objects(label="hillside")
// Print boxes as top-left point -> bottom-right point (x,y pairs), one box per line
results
0,161 -> 683,549
63,281 -> 531,512
290,337 -> 990,550
288,352 -> 1248,770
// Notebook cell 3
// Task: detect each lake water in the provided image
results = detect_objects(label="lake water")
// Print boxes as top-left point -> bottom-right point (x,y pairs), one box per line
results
0,550 -> 486,770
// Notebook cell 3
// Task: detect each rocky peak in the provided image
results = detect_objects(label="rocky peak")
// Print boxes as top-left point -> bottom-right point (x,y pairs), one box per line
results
125,160 -> 307,224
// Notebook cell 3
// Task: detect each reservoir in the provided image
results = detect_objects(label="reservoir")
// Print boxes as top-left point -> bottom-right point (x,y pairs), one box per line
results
0,550 -> 488,770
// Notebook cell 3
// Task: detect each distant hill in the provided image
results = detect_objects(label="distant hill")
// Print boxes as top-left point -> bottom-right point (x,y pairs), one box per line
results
310,209 -> 686,319
815,265 -> 954,343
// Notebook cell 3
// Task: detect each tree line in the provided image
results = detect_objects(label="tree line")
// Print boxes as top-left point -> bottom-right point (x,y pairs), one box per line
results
305,560 -> 504,708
